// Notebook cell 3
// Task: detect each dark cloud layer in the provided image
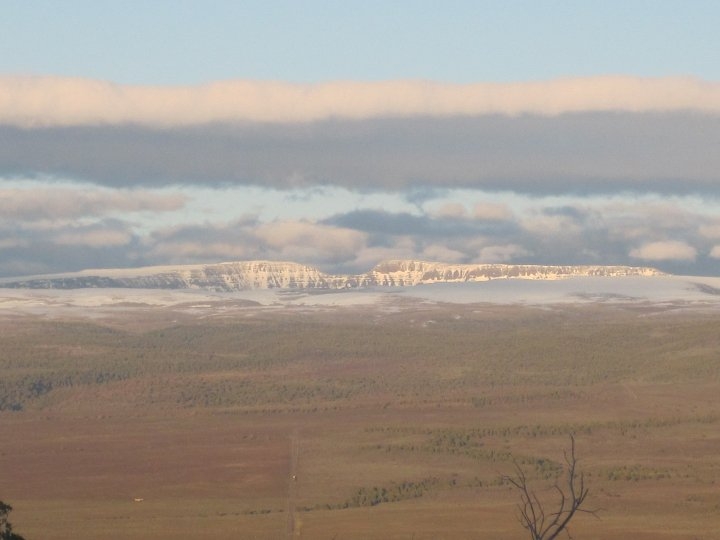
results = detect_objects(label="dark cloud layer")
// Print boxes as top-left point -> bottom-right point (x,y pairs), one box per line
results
2,112 -> 720,195
323,209 -> 517,238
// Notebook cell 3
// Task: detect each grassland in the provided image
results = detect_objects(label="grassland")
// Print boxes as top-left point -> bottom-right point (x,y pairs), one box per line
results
1,300 -> 720,539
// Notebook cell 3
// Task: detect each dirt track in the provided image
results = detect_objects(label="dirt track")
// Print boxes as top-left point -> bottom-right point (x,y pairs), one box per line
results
286,428 -> 299,538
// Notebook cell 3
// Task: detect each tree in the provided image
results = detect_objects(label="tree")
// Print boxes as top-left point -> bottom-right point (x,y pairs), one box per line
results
503,435 -> 597,540
0,501 -> 25,540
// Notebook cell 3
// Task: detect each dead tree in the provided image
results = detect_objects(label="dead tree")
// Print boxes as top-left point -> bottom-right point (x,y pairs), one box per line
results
503,435 -> 597,540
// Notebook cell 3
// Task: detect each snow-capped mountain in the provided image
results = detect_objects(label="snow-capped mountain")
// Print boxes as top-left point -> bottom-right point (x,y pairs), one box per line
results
0,260 -> 665,291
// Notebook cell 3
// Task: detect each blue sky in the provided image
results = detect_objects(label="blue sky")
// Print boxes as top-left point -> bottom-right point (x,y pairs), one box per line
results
2,1 -> 719,84
1,2 -> 720,278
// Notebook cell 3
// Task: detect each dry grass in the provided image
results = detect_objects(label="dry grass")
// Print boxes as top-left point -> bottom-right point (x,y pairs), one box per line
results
2,302 -> 720,539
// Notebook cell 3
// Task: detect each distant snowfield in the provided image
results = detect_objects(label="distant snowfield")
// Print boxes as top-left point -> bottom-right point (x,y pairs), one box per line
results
2,275 -> 720,317
398,276 -> 720,306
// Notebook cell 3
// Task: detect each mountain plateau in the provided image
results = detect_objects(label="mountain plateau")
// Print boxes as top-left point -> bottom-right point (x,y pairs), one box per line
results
0,260 -> 665,291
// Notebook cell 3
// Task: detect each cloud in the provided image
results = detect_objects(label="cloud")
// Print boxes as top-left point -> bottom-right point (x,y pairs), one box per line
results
472,202 -> 513,221
143,218 -> 368,270
2,177 -> 720,278
699,223 -> 720,239
3,112 -> 719,195
316,201 -> 720,272
0,238 -> 28,250
2,76 -> 720,127
323,209 -> 515,238
428,201 -> 513,221
134,210 -> 534,275
144,219 -> 260,264
629,240 -> 698,261
254,221 -> 366,264
150,240 -> 252,261
475,244 -> 531,263
520,213 -> 583,236
54,229 -> 132,247
430,203 -> 467,219
0,186 -> 186,221
419,244 -> 467,263
0,226 -> 142,277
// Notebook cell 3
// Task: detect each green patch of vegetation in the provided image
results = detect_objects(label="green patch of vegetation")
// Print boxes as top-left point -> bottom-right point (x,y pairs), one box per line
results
596,464 -> 675,481
306,476 -> 445,511
3,309 -> 720,412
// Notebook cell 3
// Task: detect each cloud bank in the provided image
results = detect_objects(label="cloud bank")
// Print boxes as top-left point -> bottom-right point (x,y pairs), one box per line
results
2,76 -> 720,278
2,185 -> 720,278
3,113 -> 720,194
2,76 -> 720,196
2,76 -> 720,127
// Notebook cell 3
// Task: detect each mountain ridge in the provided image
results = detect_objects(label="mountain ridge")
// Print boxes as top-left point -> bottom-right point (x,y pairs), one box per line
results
0,259 -> 667,291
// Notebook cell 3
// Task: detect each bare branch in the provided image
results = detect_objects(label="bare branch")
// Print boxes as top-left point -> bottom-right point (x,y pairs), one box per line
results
504,435 -> 599,540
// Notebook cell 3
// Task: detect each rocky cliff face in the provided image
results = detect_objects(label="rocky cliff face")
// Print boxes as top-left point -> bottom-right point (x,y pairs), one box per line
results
355,260 -> 663,287
0,259 -> 666,291
0,261 -> 334,291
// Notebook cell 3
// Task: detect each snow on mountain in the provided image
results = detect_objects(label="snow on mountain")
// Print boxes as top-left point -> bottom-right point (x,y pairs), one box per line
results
356,260 -> 662,286
0,259 -> 665,291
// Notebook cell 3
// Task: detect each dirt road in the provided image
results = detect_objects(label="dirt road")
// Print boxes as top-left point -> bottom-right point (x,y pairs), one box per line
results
286,428 -> 299,538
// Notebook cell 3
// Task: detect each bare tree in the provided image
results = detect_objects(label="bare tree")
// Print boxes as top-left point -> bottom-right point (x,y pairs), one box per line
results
0,501 -> 25,540
503,435 -> 597,540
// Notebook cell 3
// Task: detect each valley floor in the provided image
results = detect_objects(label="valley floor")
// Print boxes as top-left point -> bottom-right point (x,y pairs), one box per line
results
1,295 -> 720,539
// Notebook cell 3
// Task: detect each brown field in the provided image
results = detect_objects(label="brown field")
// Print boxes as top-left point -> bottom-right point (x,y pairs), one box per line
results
1,300 -> 720,539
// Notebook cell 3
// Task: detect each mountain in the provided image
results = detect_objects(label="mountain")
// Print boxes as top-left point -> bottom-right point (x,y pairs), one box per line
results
0,260 -> 666,291
354,260 -> 663,286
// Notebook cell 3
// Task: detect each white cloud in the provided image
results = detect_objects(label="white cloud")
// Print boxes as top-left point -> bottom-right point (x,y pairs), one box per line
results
420,244 -> 467,263
3,76 -> 720,127
472,202 -> 513,221
520,214 -> 582,236
710,246 -> 720,259
253,221 -> 304,248
254,221 -> 366,259
699,223 -> 720,239
0,187 -> 186,221
629,240 -> 697,261
430,203 -> 467,219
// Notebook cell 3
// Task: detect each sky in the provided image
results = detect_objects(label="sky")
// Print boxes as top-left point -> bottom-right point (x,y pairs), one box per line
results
2,1 -> 720,277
